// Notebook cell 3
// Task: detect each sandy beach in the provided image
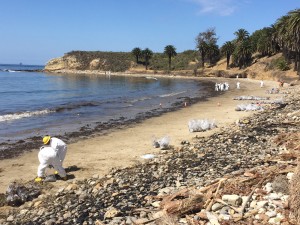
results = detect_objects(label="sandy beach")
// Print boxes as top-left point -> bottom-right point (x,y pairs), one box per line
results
0,78 -> 281,193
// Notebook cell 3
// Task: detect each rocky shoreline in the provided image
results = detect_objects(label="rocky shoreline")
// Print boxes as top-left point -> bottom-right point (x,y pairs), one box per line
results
1,85 -> 299,224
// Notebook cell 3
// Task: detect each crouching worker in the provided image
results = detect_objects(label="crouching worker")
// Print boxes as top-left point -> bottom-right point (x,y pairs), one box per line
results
42,136 -> 67,166
35,146 -> 67,182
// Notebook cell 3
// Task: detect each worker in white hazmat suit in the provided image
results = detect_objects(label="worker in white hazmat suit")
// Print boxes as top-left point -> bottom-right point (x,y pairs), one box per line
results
43,136 -> 67,166
35,136 -> 68,182
35,146 -> 67,182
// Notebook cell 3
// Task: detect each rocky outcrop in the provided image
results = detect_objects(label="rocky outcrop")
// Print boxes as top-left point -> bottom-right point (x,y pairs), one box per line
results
89,58 -> 101,70
44,51 -> 132,72
44,56 -> 83,71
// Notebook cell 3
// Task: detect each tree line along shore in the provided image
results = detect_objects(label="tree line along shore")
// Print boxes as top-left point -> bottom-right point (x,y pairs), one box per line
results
45,8 -> 300,81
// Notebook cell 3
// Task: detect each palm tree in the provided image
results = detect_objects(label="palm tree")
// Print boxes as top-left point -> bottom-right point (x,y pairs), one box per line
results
197,41 -> 209,67
286,9 -> 300,73
142,48 -> 153,70
234,28 -> 250,43
233,39 -> 253,69
164,45 -> 177,71
221,41 -> 235,69
131,47 -> 142,63
253,27 -> 274,56
232,28 -> 252,68
274,15 -> 290,60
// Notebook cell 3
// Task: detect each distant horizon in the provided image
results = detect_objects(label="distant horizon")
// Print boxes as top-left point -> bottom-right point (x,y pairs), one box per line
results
0,63 -> 45,66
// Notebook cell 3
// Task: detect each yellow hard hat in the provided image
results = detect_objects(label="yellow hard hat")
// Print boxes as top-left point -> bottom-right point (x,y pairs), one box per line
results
43,136 -> 51,145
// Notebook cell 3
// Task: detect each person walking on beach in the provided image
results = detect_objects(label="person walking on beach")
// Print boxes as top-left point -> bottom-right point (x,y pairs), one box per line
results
236,81 -> 240,89
260,80 -> 264,88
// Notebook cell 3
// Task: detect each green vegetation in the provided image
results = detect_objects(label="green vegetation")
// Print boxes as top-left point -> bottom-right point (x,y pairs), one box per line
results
65,49 -> 198,72
63,8 -> 300,75
131,47 -> 142,63
268,57 -> 290,71
221,41 -> 235,69
232,29 -> 253,69
195,27 -> 219,68
142,48 -> 153,70
65,51 -> 132,72
164,45 -> 177,72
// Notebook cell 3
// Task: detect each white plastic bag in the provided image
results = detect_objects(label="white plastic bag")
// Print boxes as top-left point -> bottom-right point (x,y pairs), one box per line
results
188,119 -> 217,132
152,136 -> 170,150
235,104 -> 263,111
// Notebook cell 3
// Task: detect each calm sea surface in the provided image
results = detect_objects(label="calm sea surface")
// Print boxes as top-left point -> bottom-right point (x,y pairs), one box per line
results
0,64 -> 212,143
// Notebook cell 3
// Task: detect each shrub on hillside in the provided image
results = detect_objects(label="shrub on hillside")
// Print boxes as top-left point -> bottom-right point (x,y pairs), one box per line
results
267,57 -> 290,71
65,51 -> 132,72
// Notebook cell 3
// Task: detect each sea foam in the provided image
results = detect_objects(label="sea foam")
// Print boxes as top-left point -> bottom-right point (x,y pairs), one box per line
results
0,109 -> 53,122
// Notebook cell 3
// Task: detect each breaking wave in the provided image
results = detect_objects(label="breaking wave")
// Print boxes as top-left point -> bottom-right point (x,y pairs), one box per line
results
0,109 -> 53,122
159,91 -> 186,98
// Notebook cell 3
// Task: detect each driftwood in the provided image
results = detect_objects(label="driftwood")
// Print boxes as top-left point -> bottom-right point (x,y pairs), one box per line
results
159,188 -> 190,208
161,193 -> 206,216
205,178 -> 226,211
215,199 -> 240,213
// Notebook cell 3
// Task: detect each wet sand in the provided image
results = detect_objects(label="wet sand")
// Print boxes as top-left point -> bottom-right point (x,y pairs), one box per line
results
0,78 -> 280,193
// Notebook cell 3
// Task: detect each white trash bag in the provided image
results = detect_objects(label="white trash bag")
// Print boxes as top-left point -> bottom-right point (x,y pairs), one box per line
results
235,104 -> 263,111
233,96 -> 270,100
152,136 -> 170,150
141,154 -> 155,159
188,119 -> 217,132
158,136 -> 170,150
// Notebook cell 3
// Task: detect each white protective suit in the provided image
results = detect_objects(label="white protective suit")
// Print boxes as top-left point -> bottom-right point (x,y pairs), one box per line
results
37,146 -> 66,177
49,137 -> 67,165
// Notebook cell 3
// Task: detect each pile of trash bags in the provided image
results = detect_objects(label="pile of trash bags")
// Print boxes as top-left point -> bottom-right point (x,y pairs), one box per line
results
233,96 -> 270,100
188,119 -> 217,132
152,136 -> 170,150
266,88 -> 280,94
6,182 -> 41,206
235,104 -> 263,111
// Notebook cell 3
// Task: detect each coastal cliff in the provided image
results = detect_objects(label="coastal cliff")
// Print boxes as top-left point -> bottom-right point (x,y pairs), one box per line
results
45,51 -> 132,72
45,51 -> 298,82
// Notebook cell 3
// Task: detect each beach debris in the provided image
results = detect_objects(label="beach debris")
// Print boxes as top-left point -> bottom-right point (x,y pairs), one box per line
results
3,84 -> 300,224
233,96 -> 270,100
235,103 -> 263,111
5,182 -> 41,206
188,119 -> 217,132
44,175 -> 57,182
141,154 -> 155,159
266,88 -> 280,94
152,136 -> 170,150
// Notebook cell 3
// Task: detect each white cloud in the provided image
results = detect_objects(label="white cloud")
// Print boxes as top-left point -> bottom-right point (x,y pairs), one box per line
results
188,0 -> 239,16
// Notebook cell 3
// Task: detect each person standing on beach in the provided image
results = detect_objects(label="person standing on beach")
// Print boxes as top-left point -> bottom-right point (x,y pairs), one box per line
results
260,80 -> 264,88
215,83 -> 219,91
236,82 -> 240,89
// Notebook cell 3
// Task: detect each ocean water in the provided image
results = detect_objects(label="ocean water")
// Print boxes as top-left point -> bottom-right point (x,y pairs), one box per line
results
0,64 -> 213,144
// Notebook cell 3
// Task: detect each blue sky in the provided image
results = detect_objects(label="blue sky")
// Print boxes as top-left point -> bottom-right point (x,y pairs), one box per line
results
0,0 -> 299,65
